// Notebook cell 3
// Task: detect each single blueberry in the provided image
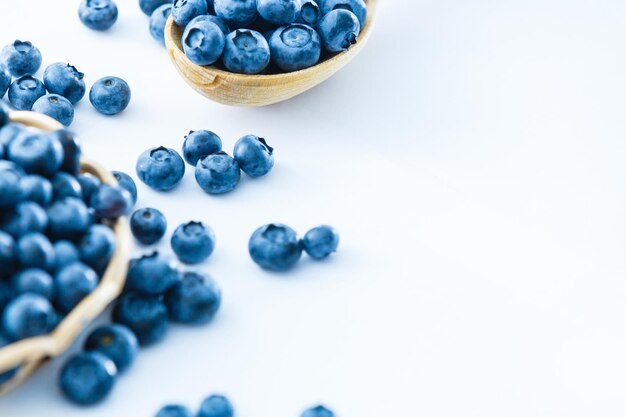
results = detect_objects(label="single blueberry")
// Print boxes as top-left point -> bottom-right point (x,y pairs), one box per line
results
54,262 -> 99,313
164,271 -> 221,324
8,131 -> 64,177
112,171 -> 138,207
136,146 -> 186,191
20,175 -> 53,206
317,9 -> 360,52
149,4 -> 173,45
59,352 -> 118,405
0,124 -> 26,154
223,29 -> 271,74
52,172 -> 83,200
53,240 -> 81,270
2,293 -> 56,341
17,233 -> 56,271
84,324 -> 139,373
0,231 -> 17,280
198,394 -> 235,417
32,94 -> 75,127
182,17 -> 226,66
171,221 -> 216,264
112,291 -> 169,346
90,184 -> 132,220
0,40 -> 42,77
257,0 -> 302,25
195,152 -> 240,195
8,75 -> 46,111
0,161 -> 25,209
77,173 -> 101,204
47,197 -> 91,241
214,0 -> 258,28
172,0 -> 209,26
89,76 -> 131,116
299,0 -> 321,26
50,129 -> 82,175
248,224 -> 303,271
182,130 -> 222,166
126,252 -> 180,295
79,0 -> 119,31
78,224 -> 116,274
233,135 -> 274,177
43,63 -> 86,104
0,201 -> 48,238
322,0 -> 367,27
12,268 -> 54,300
0,64 -> 11,99
140,0 -> 171,15
301,405 -> 335,417
302,225 -> 339,259
130,207 -> 167,245
270,23 -> 321,72
156,405 -> 194,417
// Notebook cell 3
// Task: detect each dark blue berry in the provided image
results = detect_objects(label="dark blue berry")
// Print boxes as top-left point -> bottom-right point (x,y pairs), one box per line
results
139,0 -> 171,16
130,207 -> 167,245
0,161 -> 25,209
136,146 -> 186,191
16,233 -> 56,271
322,0 -> 367,27
2,293 -> 56,341
12,268 -> 54,300
270,24 -> 321,72
150,4 -> 173,45
182,130 -> 222,166
47,197 -> 90,241
8,131 -> 64,177
112,171 -> 138,207
8,75 -> 46,111
112,292 -> 168,346
165,271 -> 221,324
302,225 -> 339,260
20,175 -> 53,206
257,0 -> 301,25
182,17 -> 226,66
214,0 -> 258,28
171,221 -> 215,264
195,152 -> 240,195
43,63 -> 86,104
223,29 -> 271,74
233,135 -> 274,177
51,129 -> 82,175
84,324 -> 139,373
317,9 -> 360,52
78,224 -> 116,274
79,0 -> 119,31
89,76 -> 131,115
126,252 -> 180,295
90,184 -> 132,220
198,394 -> 234,417
53,240 -> 81,270
299,0 -> 322,26
32,94 -> 75,127
0,40 -> 42,77
59,351 -> 117,405
1,201 -> 48,238
54,262 -> 99,313
248,224 -> 303,271
172,0 -> 209,26
77,173 -> 101,204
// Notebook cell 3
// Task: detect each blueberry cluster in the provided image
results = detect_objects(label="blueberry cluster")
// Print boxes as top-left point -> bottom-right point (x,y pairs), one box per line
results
0,40 -> 131,126
136,131 -> 274,195
175,0 -> 368,74
249,224 -> 339,271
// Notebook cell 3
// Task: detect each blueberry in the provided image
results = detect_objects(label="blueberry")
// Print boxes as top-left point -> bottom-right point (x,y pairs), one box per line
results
317,9 -> 360,52
248,224 -> 303,271
301,405 -> 335,417
149,4 -> 173,45
196,15 -> 232,34
54,262 -> 99,313
0,64 -> 11,99
59,351 -> 117,405
0,281 -> 15,312
20,175 -> 53,206
112,171 -> 138,207
156,405 -> 194,417
257,0 -> 301,25
299,0 -> 321,26
79,0 -> 119,31
91,184 -> 132,220
77,173 -> 101,204
50,129 -> 82,175
214,0 -> 258,28
8,131 -> 64,177
47,197 -> 91,241
223,29 -> 271,74
89,76 -> 131,116
126,252 -> 180,295
140,0 -> 171,15
32,94 -> 75,127
12,268 -> 54,300
43,63 -> 86,104
164,271 -> 221,324
198,394 -> 234,417
303,226 -> 338,259
2,293 -> 55,341
112,291 -> 168,346
322,0 -> 367,27
182,17 -> 226,66
0,40 -> 42,77
171,221 -> 216,264
233,135 -> 274,177
270,24 -> 321,71
52,172 -> 83,200
130,207 -> 167,245
53,240 -> 81,270
136,146 -> 186,191
78,224 -> 116,274
182,130 -> 222,166
0,161 -> 25,209
17,233 -> 56,271
172,0 -> 209,26
84,324 -> 139,373
1,201 -> 48,238
195,152 -> 240,195
8,75 -> 46,111
0,231 -> 17,280
0,124 -> 25,153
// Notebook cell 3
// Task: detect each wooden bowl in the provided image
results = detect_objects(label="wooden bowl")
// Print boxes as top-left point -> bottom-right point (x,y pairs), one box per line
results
0,111 -> 131,396
165,0 -> 379,107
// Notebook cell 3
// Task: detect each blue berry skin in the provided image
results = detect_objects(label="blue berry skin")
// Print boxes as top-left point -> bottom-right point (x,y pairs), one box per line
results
223,29 -> 271,74
78,225 -> 116,274
182,17 -> 226,66
172,0 -> 209,26
43,63 -> 86,104
2,293 -> 55,341
140,0 -> 171,15
8,131 -> 64,177
195,152 -> 240,195
156,405 -> 194,417
84,324 -> 139,373
200,15 -> 231,34
248,224 -> 303,271
112,171 -> 138,207
164,271 -> 221,324
233,135 -> 274,177
322,0 -> 366,27
8,75 -> 46,111
90,184 -> 132,220
112,292 -> 169,346
59,352 -> 118,406
302,225 -> 339,259
299,0 -> 321,26
130,207 -> 167,245
0,281 -> 15,312
54,262 -> 99,313
136,146 -> 186,191
20,175 -> 53,206
79,0 -> 119,31
270,24 -> 321,71
1,201 -> 48,238
126,252 -> 180,295
77,173 -> 101,204
0,40 -> 42,78
47,197 -> 90,241
89,76 -> 131,116
198,394 -> 234,417
257,0 -> 301,25
301,405 -> 335,417
32,94 -> 75,127
12,269 -> 54,300
52,172 -> 82,200
0,64 -> 11,99
182,130 -> 222,166
53,240 -> 81,270
171,221 -> 216,264
17,233 -> 55,271
0,124 -> 26,154
317,9 -> 360,52
51,129 -> 82,175
0,161 -> 25,209
149,4 -> 173,45
0,104 -> 8,132
215,0 -> 258,28
0,231 -> 17,280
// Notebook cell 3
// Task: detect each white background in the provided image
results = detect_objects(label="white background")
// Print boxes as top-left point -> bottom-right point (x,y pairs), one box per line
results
2,0 -> 626,416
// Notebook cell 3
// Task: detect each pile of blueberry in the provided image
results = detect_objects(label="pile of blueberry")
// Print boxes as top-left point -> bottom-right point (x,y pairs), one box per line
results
0,40 -> 131,126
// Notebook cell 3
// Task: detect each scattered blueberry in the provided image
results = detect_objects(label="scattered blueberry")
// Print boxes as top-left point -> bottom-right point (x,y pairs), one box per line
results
223,29 -> 271,74
90,184 -> 132,220
43,63 -> 86,104
140,0 -> 171,16
150,4 -> 173,45
195,152 -> 240,195
257,0 -> 302,25
126,252 -> 180,295
322,0 -> 367,27
233,135 -> 274,177
84,324 -> 139,373
54,262 -> 99,313
182,130 -> 222,166
301,405 -> 335,417
12,268 -> 54,300
32,94 -> 75,127
8,131 -> 63,176
59,351 -> 118,405
182,17 -> 226,66
172,0 -> 209,26
165,271 -> 221,324
136,146 -> 186,191
171,221 -> 216,264
214,0 -> 258,28
16,233 -> 56,271
112,171 -> 138,207
317,9 -> 360,52
78,224 -> 116,274
2,293 -> 56,341
248,224 -> 303,271
0,40 -> 42,77
89,76 -> 131,116
302,225 -> 339,260
156,405 -> 194,417
52,172 -> 83,200
79,0 -> 119,31
46,197 -> 91,241
112,291 -> 169,346
20,175 -> 53,206
8,75 -> 46,111
198,394 -> 235,417
130,207 -> 167,245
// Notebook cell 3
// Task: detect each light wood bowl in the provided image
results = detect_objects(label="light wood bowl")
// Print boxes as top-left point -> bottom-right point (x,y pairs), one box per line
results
0,111 -> 131,396
165,0 -> 378,106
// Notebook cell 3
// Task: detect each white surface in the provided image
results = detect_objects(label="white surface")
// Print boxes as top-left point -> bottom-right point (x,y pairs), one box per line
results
2,0 -> 626,416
